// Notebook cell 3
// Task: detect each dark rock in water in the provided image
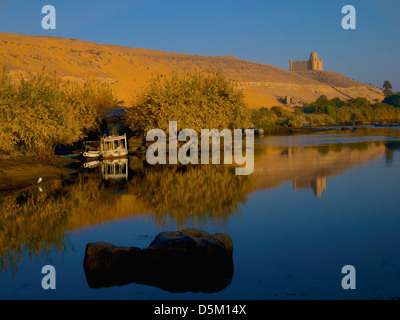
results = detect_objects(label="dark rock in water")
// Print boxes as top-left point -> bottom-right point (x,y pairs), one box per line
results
83,228 -> 234,293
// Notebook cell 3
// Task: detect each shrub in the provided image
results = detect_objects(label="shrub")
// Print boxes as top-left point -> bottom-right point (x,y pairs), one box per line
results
286,116 -> 300,127
251,107 -> 277,129
302,95 -> 400,124
0,68 -> 116,158
270,106 -> 293,118
251,106 -> 303,130
383,94 -> 400,108
124,70 -> 251,135
63,79 -> 120,113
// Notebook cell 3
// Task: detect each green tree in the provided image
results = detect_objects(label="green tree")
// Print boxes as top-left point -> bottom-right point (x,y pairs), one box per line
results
383,80 -> 393,96
383,94 -> 400,108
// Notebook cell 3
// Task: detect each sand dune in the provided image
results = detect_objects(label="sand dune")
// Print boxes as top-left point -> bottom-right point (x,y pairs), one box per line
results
0,33 -> 384,108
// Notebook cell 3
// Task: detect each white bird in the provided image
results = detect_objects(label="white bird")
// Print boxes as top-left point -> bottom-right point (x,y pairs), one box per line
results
37,177 -> 42,184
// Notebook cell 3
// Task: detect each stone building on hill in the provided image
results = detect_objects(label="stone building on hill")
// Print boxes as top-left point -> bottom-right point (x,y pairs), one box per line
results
290,52 -> 323,71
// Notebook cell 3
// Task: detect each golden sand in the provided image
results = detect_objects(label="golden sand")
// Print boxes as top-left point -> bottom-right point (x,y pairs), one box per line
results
0,33 -> 384,109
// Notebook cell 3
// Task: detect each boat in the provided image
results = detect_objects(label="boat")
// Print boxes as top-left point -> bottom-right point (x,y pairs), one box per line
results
82,140 -> 101,158
82,133 -> 128,159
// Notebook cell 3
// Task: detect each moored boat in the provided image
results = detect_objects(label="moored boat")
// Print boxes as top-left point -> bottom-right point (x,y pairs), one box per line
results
82,134 -> 128,159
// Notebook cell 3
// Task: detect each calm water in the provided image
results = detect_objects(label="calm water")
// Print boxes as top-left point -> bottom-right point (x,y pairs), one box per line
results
1,127 -> 400,300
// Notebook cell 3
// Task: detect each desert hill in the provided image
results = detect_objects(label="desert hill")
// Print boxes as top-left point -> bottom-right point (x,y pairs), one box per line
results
0,33 -> 384,108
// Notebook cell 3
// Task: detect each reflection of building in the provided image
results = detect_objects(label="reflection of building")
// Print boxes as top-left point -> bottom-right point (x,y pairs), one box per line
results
290,52 -> 323,71
101,159 -> 129,181
83,158 -> 129,181
253,142 -> 386,196
293,177 -> 326,197
385,141 -> 400,165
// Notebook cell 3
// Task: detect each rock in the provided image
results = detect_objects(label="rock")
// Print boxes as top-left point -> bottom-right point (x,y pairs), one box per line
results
83,228 -> 234,293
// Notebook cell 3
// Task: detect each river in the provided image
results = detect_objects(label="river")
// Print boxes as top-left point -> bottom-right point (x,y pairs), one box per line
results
1,127 -> 400,300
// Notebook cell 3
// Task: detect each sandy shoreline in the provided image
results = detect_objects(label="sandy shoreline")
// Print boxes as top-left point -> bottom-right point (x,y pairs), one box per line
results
0,156 -> 79,193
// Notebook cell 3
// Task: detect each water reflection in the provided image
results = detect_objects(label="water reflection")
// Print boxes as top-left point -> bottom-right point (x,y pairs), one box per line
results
102,159 -> 129,181
385,141 -> 400,165
253,141 -> 387,197
83,229 -> 234,293
0,135 -> 398,278
128,165 -> 253,228
293,177 -> 326,197
83,158 -> 129,182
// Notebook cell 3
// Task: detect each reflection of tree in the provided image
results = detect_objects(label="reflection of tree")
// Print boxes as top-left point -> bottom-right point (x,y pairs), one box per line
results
0,163 -> 253,276
316,142 -> 374,156
0,177 -> 127,277
128,165 -> 254,228
0,181 -> 69,276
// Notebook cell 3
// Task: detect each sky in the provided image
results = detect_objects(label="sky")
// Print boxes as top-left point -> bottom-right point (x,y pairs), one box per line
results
0,0 -> 399,91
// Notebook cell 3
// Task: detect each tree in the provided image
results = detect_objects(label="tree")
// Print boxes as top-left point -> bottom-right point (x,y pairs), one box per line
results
383,80 -> 393,96
383,94 -> 400,108
124,70 -> 250,135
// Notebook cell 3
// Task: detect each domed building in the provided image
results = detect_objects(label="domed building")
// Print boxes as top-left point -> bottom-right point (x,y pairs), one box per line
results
289,52 -> 323,71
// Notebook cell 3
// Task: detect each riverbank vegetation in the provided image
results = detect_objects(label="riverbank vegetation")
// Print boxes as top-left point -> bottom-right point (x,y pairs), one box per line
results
251,94 -> 400,131
0,67 -> 119,159
250,106 -> 300,130
124,70 -> 251,135
2,65 -> 399,160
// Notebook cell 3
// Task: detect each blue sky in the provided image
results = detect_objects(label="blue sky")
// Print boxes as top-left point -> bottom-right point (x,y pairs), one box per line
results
1,0 -> 399,90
